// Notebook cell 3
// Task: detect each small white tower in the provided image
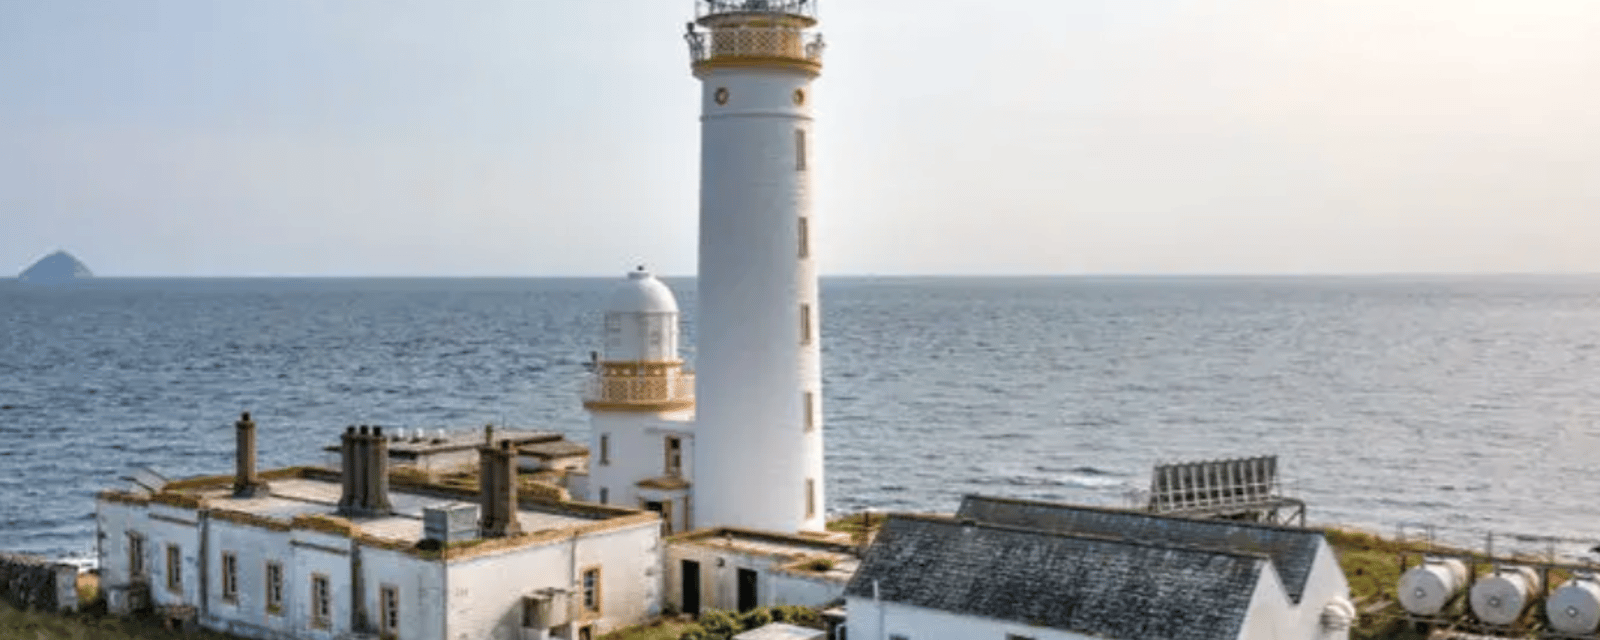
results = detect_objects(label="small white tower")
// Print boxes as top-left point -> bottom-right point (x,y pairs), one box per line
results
583,267 -> 695,534
684,0 -> 827,533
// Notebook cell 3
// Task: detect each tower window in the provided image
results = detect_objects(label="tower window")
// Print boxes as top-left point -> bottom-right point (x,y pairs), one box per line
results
803,391 -> 816,432
799,304 -> 812,346
806,478 -> 816,518
599,487 -> 609,504
795,129 -> 807,171
665,436 -> 683,476
600,434 -> 610,465
798,217 -> 810,259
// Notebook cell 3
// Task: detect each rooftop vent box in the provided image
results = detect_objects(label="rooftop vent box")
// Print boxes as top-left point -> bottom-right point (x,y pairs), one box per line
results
424,503 -> 480,544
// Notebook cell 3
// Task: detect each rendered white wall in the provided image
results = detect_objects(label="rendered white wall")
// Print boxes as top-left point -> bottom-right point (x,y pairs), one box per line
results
664,544 -> 846,613
145,503 -> 201,612
693,64 -> 826,534
443,520 -> 661,640
588,410 -> 694,511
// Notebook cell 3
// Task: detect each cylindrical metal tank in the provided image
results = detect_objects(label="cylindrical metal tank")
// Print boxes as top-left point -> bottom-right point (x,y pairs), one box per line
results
1470,565 -> 1542,626
1399,558 -> 1469,616
1546,575 -> 1600,635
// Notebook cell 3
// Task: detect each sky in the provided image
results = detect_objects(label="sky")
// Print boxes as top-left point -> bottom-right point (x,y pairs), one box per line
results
2,0 -> 1598,277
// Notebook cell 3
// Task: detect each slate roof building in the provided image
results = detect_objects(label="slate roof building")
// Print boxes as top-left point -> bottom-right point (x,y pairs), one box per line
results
843,496 -> 1354,640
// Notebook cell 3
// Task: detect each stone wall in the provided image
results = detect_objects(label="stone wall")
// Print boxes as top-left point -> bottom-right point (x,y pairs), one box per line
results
0,552 -> 79,612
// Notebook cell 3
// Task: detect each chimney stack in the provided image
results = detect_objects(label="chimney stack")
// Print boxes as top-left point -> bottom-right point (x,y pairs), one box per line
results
338,425 -> 392,517
232,412 -> 268,498
478,439 -> 522,537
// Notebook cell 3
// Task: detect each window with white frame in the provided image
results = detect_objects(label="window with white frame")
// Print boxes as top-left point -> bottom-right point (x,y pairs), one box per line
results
165,544 -> 182,592
380,584 -> 400,636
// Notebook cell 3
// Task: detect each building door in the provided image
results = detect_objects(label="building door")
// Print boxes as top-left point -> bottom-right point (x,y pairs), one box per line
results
680,560 -> 701,617
736,568 -> 758,612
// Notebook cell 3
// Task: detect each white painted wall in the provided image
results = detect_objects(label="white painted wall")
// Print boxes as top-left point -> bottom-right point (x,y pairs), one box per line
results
665,544 -> 846,614
360,545 -> 448,640
1235,542 -> 1353,640
693,58 -> 826,534
443,519 -> 662,640
588,410 -> 694,516
285,528 -> 356,640
145,503 -> 202,611
95,500 -> 147,615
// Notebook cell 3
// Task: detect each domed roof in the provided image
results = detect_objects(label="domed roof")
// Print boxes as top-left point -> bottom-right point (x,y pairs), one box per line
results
606,266 -> 679,314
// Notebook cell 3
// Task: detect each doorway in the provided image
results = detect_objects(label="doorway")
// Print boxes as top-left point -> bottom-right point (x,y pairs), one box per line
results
680,559 -> 701,617
736,568 -> 758,612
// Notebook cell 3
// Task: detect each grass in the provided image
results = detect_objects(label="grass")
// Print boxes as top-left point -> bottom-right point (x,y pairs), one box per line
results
0,600 -> 234,640
597,616 -> 699,640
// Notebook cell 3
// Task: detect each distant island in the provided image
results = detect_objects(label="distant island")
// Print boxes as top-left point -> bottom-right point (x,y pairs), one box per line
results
18,251 -> 93,284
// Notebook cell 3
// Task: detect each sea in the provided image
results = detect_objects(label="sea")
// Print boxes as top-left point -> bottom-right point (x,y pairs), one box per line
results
3,276 -> 1599,567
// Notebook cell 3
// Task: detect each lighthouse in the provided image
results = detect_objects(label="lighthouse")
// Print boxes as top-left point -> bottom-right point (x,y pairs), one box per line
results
583,267 -> 696,535
685,0 -> 827,533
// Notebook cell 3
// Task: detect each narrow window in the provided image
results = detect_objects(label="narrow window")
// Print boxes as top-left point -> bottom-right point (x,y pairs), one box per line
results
165,544 -> 182,592
598,487 -> 609,504
806,478 -> 816,518
1007,635 -> 1037,640
582,567 -> 601,613
803,391 -> 816,432
221,551 -> 239,603
798,216 -> 810,259
599,434 -> 610,465
311,574 -> 331,628
889,635 -> 909,640
799,304 -> 812,346
380,585 -> 400,636
795,129 -> 807,171
265,562 -> 284,614
127,532 -> 146,578
665,436 -> 683,476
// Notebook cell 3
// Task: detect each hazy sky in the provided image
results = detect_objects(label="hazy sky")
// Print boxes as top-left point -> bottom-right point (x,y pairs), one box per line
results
3,0 -> 1598,276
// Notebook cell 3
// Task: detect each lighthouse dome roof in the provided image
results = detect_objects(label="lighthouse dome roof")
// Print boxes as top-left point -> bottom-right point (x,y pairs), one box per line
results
606,267 -> 679,314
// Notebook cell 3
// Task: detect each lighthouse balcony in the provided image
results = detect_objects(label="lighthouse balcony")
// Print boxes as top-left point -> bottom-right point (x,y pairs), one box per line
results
583,371 -> 696,411
686,12 -> 824,70
696,0 -> 817,21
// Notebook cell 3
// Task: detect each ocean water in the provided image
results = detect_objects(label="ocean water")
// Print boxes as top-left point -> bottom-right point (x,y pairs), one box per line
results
3,276 -> 1599,564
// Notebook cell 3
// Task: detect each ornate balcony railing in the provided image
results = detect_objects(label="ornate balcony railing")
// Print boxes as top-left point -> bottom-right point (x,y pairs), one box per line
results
686,26 -> 825,66
584,370 -> 695,409
697,0 -> 817,20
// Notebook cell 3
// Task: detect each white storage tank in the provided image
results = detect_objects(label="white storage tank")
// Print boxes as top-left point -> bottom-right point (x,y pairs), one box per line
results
1470,565 -> 1542,626
1399,558 -> 1469,616
1546,574 -> 1600,635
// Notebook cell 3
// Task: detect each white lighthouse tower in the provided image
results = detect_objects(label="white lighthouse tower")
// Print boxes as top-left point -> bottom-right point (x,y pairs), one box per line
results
684,0 -> 827,533
583,267 -> 696,535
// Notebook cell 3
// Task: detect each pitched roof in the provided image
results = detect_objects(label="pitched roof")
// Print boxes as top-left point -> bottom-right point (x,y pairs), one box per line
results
956,494 -> 1326,603
845,515 -> 1266,640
